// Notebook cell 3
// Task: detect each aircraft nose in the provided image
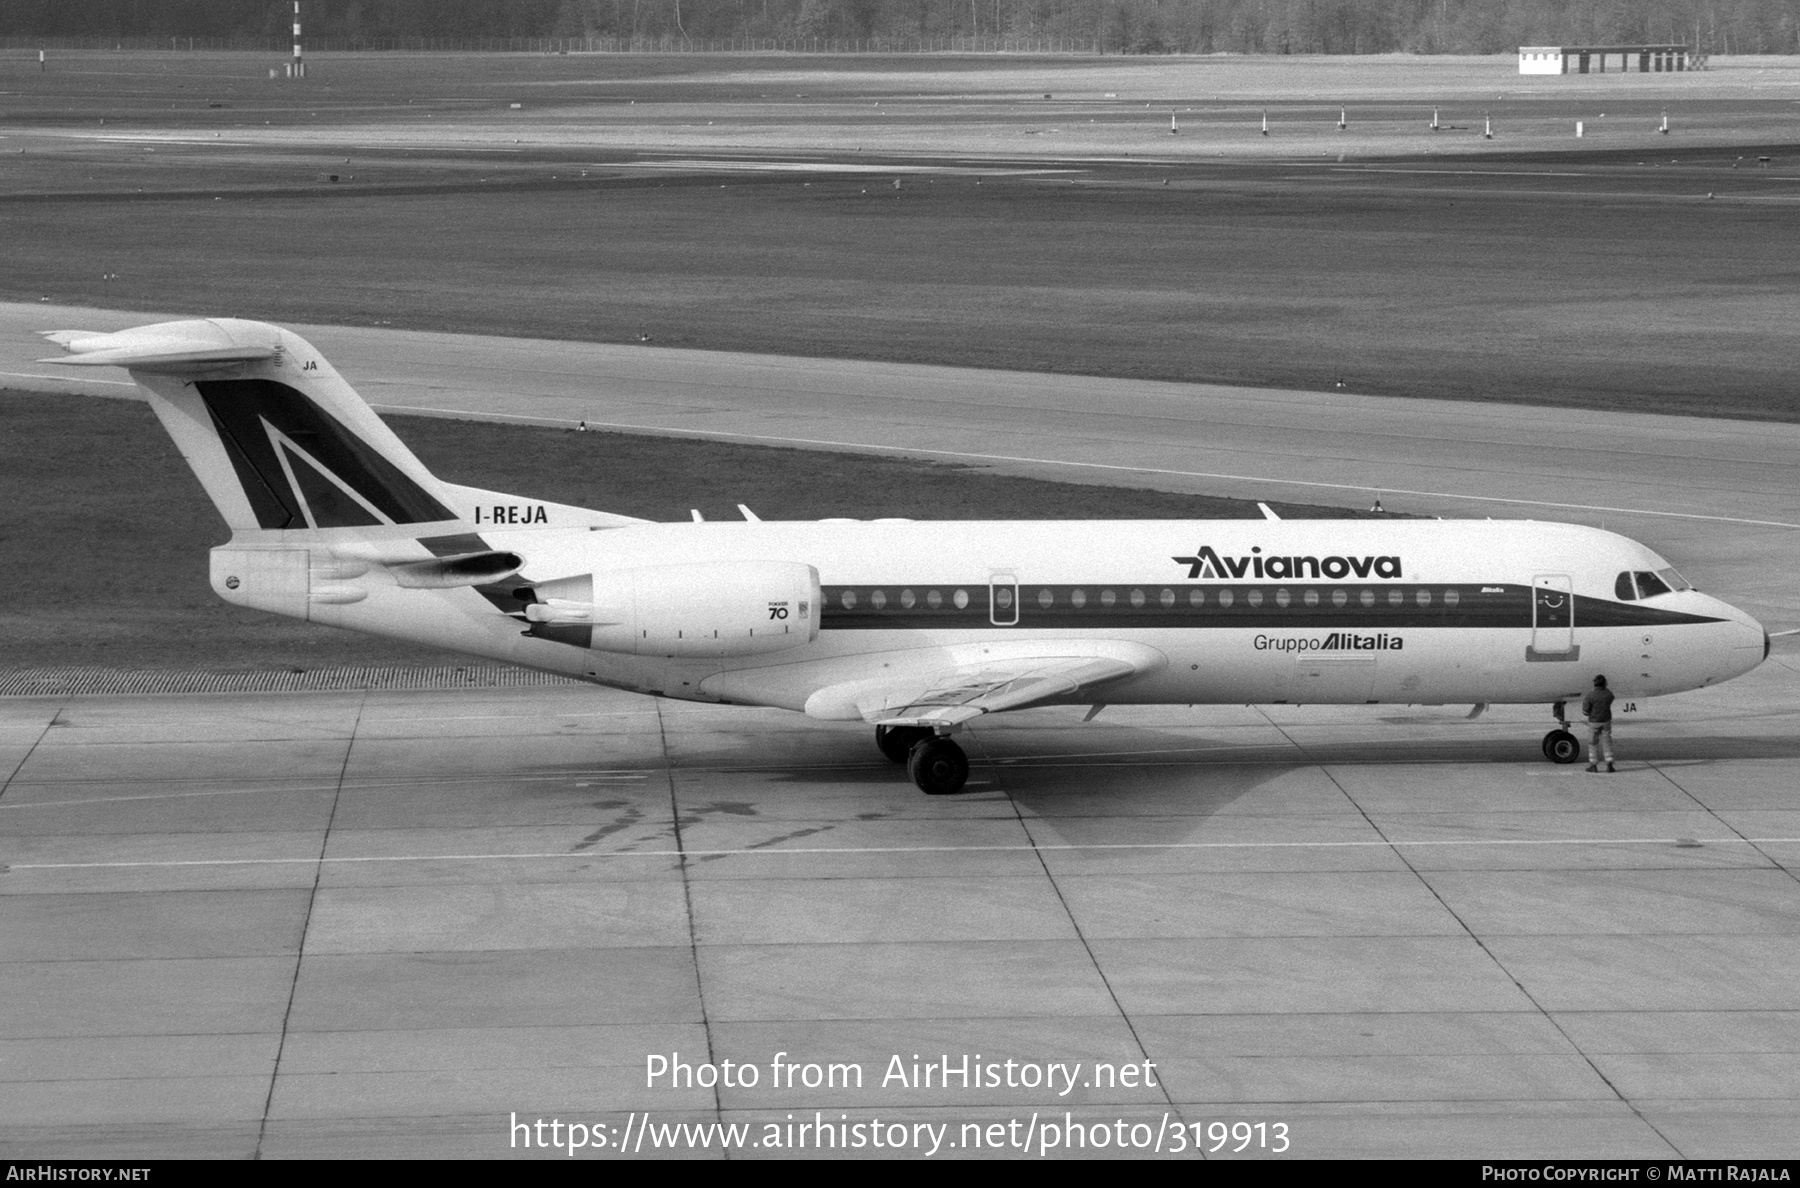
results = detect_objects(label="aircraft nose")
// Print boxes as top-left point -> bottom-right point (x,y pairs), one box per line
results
1726,607 -> 1768,666
1698,595 -> 1767,668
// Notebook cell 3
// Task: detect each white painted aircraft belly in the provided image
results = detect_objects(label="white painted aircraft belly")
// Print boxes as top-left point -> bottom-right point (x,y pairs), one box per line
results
671,612 -> 1755,712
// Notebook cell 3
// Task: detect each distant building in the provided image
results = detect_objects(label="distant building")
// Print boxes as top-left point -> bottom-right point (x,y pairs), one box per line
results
1519,45 -> 1692,75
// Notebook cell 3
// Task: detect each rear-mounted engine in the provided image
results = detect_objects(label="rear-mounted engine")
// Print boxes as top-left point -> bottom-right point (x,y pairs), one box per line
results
519,560 -> 820,658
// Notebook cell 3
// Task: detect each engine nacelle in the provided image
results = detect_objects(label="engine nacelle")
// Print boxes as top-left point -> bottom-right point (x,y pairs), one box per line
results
525,561 -> 820,658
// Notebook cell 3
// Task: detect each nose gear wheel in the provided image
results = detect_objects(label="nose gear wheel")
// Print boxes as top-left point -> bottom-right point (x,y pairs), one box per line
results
1542,729 -> 1581,764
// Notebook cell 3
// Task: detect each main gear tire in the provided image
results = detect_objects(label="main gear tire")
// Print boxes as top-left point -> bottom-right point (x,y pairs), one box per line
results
906,737 -> 970,795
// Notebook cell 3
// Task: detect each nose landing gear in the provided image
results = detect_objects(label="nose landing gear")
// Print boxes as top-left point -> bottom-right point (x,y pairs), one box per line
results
1542,700 -> 1581,763
1542,729 -> 1582,763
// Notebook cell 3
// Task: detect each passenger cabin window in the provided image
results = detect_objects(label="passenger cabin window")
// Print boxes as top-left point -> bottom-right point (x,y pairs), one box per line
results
1615,572 -> 1637,601
1635,571 -> 1672,599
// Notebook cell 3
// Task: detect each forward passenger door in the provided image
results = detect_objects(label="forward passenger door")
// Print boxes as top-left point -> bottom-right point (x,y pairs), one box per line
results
1531,574 -> 1576,658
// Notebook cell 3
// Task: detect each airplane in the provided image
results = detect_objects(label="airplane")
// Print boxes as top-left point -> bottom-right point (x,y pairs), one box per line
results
43,318 -> 1771,794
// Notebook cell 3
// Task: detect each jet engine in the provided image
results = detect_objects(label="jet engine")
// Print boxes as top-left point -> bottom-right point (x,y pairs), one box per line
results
521,561 -> 820,658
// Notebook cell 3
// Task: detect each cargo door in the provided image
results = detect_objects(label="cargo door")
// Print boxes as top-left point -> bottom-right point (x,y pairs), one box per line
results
1291,657 -> 1377,704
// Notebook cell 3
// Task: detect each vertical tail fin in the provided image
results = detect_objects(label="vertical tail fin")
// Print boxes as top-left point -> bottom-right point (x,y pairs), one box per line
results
41,318 -> 460,534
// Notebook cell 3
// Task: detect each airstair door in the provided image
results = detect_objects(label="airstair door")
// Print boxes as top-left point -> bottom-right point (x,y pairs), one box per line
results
1532,574 -> 1575,655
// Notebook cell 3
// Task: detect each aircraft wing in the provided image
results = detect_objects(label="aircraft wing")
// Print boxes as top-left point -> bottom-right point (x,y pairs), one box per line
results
802,642 -> 1164,728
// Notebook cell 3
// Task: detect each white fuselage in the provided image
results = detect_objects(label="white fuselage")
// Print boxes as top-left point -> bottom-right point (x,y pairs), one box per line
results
63,318 -> 1763,734
230,515 -> 1767,718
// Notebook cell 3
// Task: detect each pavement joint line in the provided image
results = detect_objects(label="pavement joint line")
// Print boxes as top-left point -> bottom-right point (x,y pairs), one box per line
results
0,708 -> 61,807
1002,767 -> 1180,1116
10,837 -> 1799,871
1648,759 -> 1800,888
656,695 -> 725,1127
371,404 -> 1800,529
1312,735 -> 1681,1153
255,686 -> 365,1160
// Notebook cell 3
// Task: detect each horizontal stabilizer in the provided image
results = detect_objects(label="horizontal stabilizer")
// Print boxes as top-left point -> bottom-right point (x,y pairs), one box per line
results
39,322 -> 277,370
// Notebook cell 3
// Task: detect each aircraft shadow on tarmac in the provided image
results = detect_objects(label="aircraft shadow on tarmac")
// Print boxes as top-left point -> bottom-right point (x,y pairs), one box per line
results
446,718 -> 1800,835
730,723 -> 1800,798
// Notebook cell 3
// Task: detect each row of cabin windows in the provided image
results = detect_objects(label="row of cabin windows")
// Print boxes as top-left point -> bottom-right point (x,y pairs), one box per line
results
836,586 -> 1470,611
1614,568 -> 1692,601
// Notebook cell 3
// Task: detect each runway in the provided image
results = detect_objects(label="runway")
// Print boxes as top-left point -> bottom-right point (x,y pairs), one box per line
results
3,658 -> 1799,1158
3,302 -> 1796,631
4,304 -> 1800,1158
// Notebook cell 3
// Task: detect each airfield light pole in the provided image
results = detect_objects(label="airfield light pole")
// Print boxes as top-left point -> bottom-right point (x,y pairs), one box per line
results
288,2 -> 306,79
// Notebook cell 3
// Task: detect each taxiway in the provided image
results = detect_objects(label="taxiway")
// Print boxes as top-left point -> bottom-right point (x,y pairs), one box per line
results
2,663 -> 1798,1158
3,302 -> 1796,630
3,304 -> 1799,1157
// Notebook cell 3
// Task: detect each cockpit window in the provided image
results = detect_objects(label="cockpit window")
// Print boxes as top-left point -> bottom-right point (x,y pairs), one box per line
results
1657,566 -> 1692,592
1635,571 -> 1673,599
1614,572 -> 1636,601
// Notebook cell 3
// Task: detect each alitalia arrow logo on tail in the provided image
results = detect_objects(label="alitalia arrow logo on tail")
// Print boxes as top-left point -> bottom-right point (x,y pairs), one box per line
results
1173,545 -> 1403,581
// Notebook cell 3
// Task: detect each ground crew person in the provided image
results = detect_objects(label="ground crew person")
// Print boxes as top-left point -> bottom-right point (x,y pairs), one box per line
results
1582,674 -> 1615,772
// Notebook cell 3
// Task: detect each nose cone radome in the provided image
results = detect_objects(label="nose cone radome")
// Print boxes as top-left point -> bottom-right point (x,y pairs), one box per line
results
1683,593 -> 1766,676
1716,600 -> 1768,672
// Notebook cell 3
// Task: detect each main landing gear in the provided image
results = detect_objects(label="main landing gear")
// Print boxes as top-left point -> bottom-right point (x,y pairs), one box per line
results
875,725 -> 971,795
1542,700 -> 1581,764
875,724 -> 931,764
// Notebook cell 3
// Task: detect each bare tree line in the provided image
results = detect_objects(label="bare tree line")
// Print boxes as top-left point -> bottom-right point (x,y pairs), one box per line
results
9,0 -> 1797,55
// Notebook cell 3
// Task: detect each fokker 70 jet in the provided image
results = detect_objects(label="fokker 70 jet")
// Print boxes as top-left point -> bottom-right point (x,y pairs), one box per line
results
44,319 -> 1771,793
